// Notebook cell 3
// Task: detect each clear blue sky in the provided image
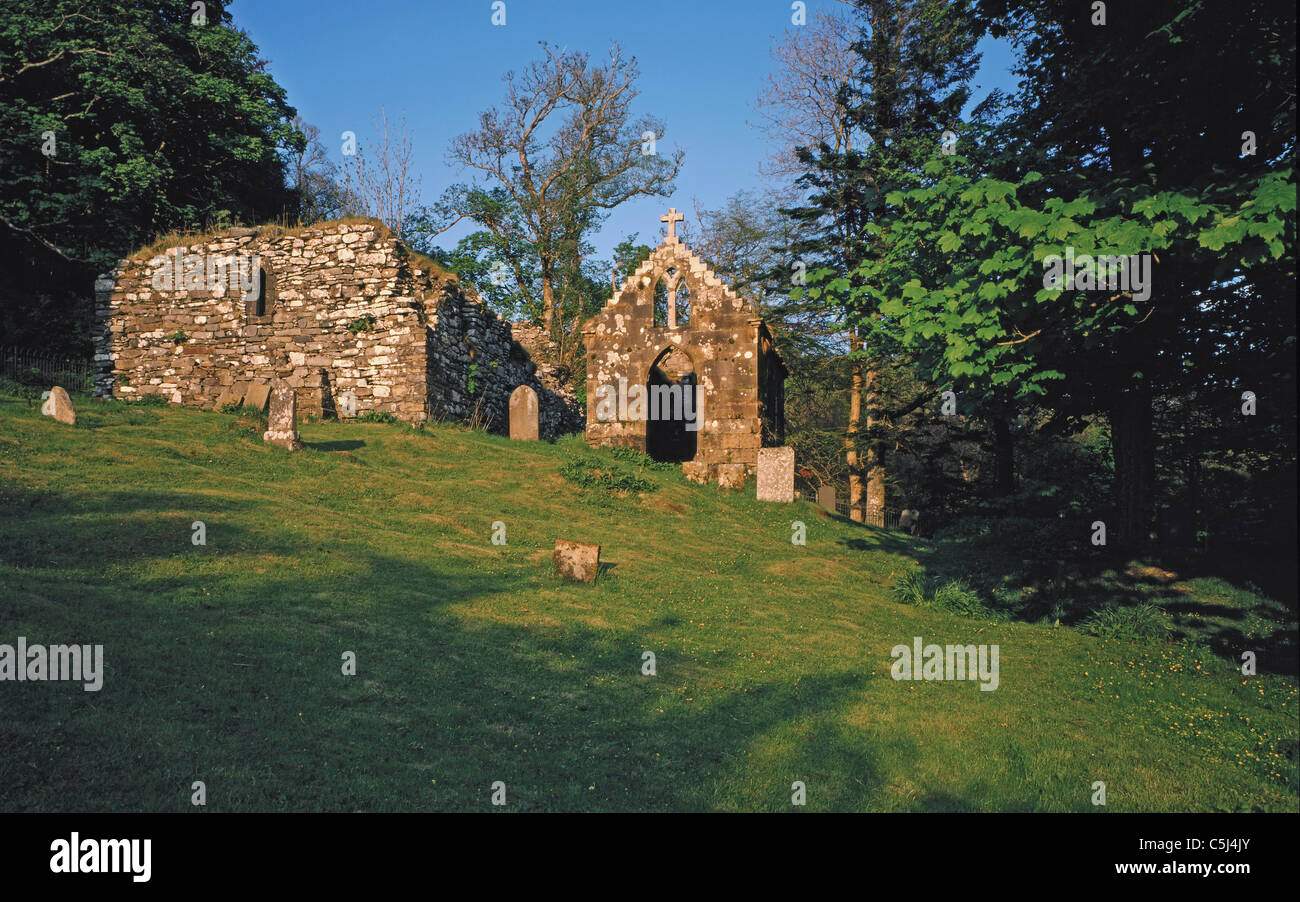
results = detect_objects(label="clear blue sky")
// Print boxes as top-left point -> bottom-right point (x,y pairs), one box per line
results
232,0 -> 1017,260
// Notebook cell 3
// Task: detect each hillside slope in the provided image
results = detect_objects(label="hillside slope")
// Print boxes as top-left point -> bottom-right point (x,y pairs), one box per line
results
0,394 -> 1295,811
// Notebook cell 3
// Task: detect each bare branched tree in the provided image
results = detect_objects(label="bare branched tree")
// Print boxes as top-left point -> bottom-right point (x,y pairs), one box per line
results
340,108 -> 422,235
289,116 -> 344,224
752,7 -> 860,176
444,42 -> 683,335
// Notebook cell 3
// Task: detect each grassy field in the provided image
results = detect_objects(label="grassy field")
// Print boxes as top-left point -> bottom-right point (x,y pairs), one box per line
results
1,390 -> 1296,812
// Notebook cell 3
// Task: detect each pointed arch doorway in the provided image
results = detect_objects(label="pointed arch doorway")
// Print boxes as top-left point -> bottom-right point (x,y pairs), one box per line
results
646,346 -> 698,463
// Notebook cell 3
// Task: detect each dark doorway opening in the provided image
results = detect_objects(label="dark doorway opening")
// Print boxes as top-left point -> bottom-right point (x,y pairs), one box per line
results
646,346 -> 698,463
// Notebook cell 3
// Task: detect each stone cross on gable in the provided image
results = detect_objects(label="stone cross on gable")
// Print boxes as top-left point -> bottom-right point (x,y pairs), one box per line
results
661,207 -> 684,240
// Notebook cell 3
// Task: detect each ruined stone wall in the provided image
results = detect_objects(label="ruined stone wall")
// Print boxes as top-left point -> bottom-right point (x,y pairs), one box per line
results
94,219 -> 584,437
94,221 -> 428,421
421,278 -> 581,438
508,321 -> 585,434
583,237 -> 772,471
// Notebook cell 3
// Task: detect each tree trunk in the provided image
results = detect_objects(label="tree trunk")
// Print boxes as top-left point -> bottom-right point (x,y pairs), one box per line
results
992,416 -> 1015,497
1109,382 -> 1155,547
540,261 -> 556,336
864,362 -> 885,524
846,325 -> 865,522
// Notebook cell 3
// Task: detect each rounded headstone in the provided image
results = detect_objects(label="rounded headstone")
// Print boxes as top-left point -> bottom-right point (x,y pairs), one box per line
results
509,385 -> 539,440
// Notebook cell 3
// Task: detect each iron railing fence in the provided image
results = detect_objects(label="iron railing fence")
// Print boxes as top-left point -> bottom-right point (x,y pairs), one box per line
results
0,346 -> 93,393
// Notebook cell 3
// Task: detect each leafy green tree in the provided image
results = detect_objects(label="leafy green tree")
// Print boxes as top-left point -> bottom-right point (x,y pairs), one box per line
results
0,0 -> 300,352
845,0 -> 1296,546
435,43 -> 681,339
789,0 -> 984,521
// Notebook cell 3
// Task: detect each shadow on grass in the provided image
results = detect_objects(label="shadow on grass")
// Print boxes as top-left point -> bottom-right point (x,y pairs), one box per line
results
0,477 -> 891,812
910,517 -> 1299,677
304,440 -> 366,452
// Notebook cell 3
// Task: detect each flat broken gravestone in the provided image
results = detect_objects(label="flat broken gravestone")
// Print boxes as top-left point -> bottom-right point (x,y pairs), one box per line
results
554,540 -> 600,583
756,447 -> 795,502
262,384 -> 303,451
41,386 -> 76,425
509,385 -> 539,440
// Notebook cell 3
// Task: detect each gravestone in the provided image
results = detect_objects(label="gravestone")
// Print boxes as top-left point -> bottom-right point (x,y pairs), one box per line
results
509,385 -> 539,440
554,539 -> 600,583
681,461 -> 711,485
243,382 -> 272,412
756,447 -> 795,502
716,463 -> 745,490
262,383 -> 303,451
899,509 -> 921,536
41,386 -> 76,425
817,485 -> 836,512
216,383 -> 246,408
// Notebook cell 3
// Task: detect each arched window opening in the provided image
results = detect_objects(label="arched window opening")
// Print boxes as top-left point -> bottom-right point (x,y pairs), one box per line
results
652,276 -> 668,327
673,279 -> 691,327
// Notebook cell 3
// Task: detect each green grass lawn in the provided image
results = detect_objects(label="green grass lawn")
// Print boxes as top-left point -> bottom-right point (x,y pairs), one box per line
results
1,392 -> 1295,812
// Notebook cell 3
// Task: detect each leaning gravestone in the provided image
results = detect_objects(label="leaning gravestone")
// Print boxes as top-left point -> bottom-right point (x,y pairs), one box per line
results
509,385 -> 539,440
216,383 -> 245,408
243,382 -> 272,412
756,447 -> 795,502
554,540 -> 600,583
262,384 -> 303,451
817,485 -> 836,512
41,386 -> 76,425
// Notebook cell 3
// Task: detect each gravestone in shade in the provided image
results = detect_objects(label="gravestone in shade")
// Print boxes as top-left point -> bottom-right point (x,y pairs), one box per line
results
899,509 -> 921,535
756,447 -> 795,502
554,539 -> 600,583
509,385 -> 539,440
262,383 -> 303,451
41,386 -> 76,425
817,485 -> 836,512
716,463 -> 746,490
243,382 -> 272,412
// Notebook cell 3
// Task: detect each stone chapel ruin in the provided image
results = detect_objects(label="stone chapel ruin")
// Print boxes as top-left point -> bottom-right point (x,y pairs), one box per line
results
583,209 -> 787,480
93,219 -> 582,436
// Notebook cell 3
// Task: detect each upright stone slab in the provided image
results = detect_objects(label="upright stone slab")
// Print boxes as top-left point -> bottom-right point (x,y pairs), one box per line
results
716,463 -> 746,490
41,386 -> 76,425
756,447 -> 795,502
262,383 -> 303,450
554,540 -> 600,583
817,485 -> 836,512
899,509 -> 920,535
509,385 -> 539,440
244,382 -> 272,412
